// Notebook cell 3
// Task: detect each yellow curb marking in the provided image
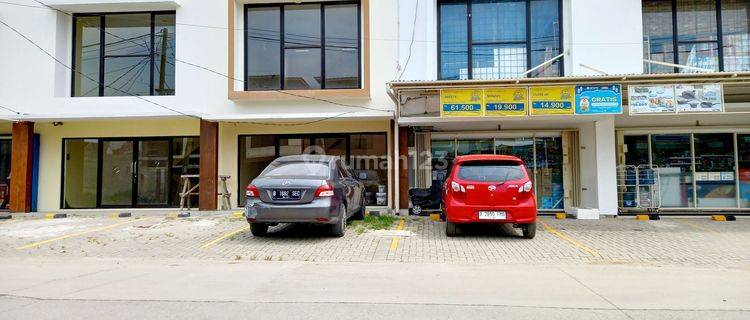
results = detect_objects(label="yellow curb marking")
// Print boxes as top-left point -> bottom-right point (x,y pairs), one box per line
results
231,211 -> 244,219
539,219 -> 600,258
711,215 -> 727,221
17,217 -> 155,250
636,215 -> 649,221
389,218 -> 406,252
555,213 -> 566,220
201,225 -> 249,249
44,213 -> 55,219
678,219 -> 710,232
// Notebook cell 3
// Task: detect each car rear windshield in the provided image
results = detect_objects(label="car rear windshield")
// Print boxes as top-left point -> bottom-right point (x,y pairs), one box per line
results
260,161 -> 330,179
456,160 -> 526,182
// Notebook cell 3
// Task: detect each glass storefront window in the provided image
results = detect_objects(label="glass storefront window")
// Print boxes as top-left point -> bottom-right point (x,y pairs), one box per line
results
350,134 -> 388,206
535,137 -> 564,210
739,134 -> 750,208
238,133 -> 389,206
171,137 -> 199,207
651,134 -> 695,208
431,140 -> 456,182
63,139 -> 99,209
623,135 -> 650,166
694,133 -> 737,208
456,139 -> 493,156
239,135 -> 276,205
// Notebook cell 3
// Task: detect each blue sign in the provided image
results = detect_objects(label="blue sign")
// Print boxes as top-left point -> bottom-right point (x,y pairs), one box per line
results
574,84 -> 623,115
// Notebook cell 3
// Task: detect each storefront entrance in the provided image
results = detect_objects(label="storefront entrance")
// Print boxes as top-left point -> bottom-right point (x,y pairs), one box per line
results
62,137 -> 200,209
428,134 -> 566,211
621,131 -> 750,210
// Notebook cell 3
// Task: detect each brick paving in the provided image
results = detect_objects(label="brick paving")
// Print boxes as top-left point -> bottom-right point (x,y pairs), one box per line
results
0,215 -> 748,267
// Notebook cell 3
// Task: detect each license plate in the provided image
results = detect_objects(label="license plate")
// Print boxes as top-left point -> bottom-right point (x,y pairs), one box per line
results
272,189 -> 302,200
478,211 -> 507,220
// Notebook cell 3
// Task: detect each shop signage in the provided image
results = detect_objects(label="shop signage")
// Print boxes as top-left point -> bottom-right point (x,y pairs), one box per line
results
574,84 -> 623,115
440,89 -> 484,117
529,86 -> 575,115
675,84 -> 724,113
484,88 -> 528,117
628,85 -> 676,114
629,84 -> 725,115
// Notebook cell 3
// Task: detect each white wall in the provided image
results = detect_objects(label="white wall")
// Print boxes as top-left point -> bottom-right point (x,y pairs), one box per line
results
0,0 -> 399,121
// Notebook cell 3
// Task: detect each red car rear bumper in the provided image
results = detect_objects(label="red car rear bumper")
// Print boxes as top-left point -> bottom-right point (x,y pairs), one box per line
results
444,197 -> 537,224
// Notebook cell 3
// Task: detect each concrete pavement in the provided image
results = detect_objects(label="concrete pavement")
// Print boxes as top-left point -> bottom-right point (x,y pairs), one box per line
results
0,258 -> 748,319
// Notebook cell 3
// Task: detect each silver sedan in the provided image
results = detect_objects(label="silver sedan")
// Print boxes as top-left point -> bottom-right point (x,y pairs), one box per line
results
244,155 -> 365,237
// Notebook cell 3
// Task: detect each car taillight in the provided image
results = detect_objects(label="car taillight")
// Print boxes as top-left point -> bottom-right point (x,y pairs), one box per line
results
315,183 -> 334,197
451,181 -> 465,193
518,181 -> 533,193
246,184 -> 259,198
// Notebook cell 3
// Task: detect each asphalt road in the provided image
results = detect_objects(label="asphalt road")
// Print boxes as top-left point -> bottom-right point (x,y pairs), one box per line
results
1,258 -> 748,320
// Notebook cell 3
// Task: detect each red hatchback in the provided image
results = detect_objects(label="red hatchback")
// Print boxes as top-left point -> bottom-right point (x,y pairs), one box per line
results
442,155 -> 537,238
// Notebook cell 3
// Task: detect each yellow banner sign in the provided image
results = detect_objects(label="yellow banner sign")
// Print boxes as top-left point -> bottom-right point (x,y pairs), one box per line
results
484,88 -> 528,117
440,89 -> 484,117
529,86 -> 575,115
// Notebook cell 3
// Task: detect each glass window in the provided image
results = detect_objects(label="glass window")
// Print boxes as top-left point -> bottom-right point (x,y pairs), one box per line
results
529,0 -> 562,77
325,4 -> 360,89
438,0 -> 562,80
623,135 -> 650,166
170,137 -> 199,207
260,161 -> 330,178
722,0 -> 750,71
643,0 -> 676,74
651,134 -> 695,208
439,1 -> 468,80
0,138 -> 10,210
535,137 -> 564,210
431,140 -> 456,182
694,133 -> 737,208
312,137 -> 347,157
643,0 -> 750,73
456,139 -> 493,155
738,134 -> 750,208
457,160 -> 527,182
73,16 -> 102,97
239,135 -> 276,204
72,12 -> 176,96
154,14 -> 176,95
63,139 -> 99,209
245,2 -> 361,90
350,134 -> 388,206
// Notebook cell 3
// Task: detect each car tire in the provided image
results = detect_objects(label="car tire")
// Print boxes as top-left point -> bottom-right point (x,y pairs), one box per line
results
522,223 -> 536,239
352,197 -> 365,221
410,205 -> 422,216
445,221 -> 458,237
330,205 -> 347,237
250,223 -> 268,237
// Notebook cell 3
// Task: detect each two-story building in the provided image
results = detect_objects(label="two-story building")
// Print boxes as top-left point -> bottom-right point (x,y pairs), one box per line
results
0,0 -> 397,213
390,0 -> 750,216
1,0 -> 749,216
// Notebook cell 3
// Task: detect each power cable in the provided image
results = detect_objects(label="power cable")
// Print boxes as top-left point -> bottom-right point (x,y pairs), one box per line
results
397,0 -> 419,81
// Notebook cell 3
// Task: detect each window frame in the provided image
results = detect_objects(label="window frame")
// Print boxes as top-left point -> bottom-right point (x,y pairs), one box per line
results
643,0 -> 734,73
60,135 -> 199,209
70,11 -> 176,97
243,1 -> 363,91
436,0 -> 565,80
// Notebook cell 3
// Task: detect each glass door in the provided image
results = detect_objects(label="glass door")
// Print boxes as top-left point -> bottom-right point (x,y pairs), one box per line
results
100,140 -> 135,207
739,134 -> 750,208
693,133 -> 737,208
137,139 -> 170,207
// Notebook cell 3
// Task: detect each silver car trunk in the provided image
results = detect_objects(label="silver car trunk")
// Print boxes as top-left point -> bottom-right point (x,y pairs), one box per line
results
254,178 -> 326,205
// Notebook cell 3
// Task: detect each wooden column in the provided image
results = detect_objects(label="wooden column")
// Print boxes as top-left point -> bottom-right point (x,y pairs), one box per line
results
10,122 -> 34,213
199,119 -> 219,211
398,126 -> 410,211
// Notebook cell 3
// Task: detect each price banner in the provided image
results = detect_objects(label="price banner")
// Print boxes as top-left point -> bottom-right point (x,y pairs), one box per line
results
440,89 -> 484,117
484,88 -> 528,117
575,84 -> 623,115
529,86 -> 575,116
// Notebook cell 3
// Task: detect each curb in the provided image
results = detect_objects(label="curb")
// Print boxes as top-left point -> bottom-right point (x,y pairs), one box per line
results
44,213 -> 68,219
109,212 -> 132,218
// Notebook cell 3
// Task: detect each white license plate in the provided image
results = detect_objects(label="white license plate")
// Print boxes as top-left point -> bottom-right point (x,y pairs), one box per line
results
478,211 -> 507,220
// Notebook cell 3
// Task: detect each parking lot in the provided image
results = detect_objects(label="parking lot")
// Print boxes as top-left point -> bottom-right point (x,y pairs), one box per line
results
1,214 -> 748,267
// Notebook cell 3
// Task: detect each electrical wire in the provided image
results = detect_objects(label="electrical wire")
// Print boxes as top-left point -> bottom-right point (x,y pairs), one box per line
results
397,0 -> 419,81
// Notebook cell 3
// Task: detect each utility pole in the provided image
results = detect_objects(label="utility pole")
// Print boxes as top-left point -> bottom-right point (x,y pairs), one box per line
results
158,27 -> 169,94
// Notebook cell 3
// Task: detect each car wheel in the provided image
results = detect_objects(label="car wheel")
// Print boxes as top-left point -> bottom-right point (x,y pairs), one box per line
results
330,205 -> 346,237
410,205 -> 422,216
250,223 -> 268,237
352,196 -> 365,221
445,221 -> 458,237
521,223 -> 536,239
